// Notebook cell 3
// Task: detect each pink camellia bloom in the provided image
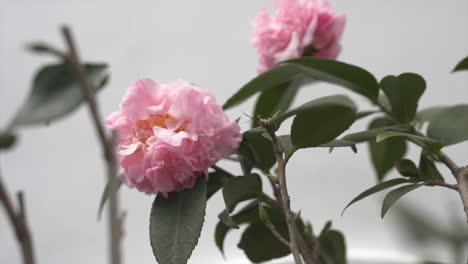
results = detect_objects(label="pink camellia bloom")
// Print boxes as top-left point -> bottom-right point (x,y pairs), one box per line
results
106,79 -> 241,195
251,0 -> 346,73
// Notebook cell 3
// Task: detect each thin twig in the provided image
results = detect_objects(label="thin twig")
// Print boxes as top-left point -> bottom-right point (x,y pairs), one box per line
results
0,161 -> 36,264
60,25 -> 123,264
260,210 -> 291,248
261,119 -> 304,264
425,181 -> 458,191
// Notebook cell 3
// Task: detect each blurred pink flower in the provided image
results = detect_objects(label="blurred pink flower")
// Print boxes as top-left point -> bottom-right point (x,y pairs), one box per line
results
251,0 -> 346,73
106,79 -> 241,195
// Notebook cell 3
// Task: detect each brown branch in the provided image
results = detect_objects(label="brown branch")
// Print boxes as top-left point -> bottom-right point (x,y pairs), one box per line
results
60,26 -> 123,264
260,210 -> 291,248
425,181 -> 458,191
0,163 -> 36,264
261,119 -> 313,264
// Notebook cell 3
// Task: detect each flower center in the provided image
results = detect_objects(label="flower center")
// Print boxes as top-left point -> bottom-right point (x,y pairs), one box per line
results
135,114 -> 186,143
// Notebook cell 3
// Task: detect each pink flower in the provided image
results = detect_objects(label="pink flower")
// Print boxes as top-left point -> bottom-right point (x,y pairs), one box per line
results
251,0 -> 346,73
106,79 -> 241,195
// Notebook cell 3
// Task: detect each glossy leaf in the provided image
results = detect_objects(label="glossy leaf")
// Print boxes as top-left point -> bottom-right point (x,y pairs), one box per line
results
215,201 -> 259,255
277,135 -> 297,157
218,209 -> 239,229
427,105 -> 468,146
238,207 -> 290,263
222,173 -> 262,212
453,56 -> 468,72
416,106 -> 446,125
289,95 -> 357,148
341,124 -> 413,143
223,64 -> 301,109
283,57 -> 379,100
150,177 -> 207,264
9,63 -> 108,128
376,131 -> 444,152
368,118 -> 407,181
419,154 -> 444,182
395,159 -> 420,178
342,178 -> 410,215
242,131 -> 276,171
380,73 -> 426,123
252,77 -> 303,127
207,169 -> 233,199
381,184 -> 422,218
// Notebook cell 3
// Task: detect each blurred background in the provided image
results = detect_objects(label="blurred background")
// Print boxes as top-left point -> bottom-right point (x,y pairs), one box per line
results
1,0 -> 468,263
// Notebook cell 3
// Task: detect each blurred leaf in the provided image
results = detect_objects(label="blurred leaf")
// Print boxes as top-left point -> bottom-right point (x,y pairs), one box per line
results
376,131 -> 444,152
252,77 -> 304,127
419,154 -> 444,182
283,57 -> 379,100
368,117 -> 407,181
97,176 -> 122,220
356,110 -> 378,120
242,131 -> 276,171
238,206 -> 290,263
223,65 -> 301,109
149,177 -> 207,264
222,173 -> 262,212
0,132 -> 17,150
9,63 -> 108,128
207,169 -> 233,199
342,178 -> 410,215
318,230 -> 347,264
289,95 -> 357,148
380,73 -> 426,123
453,56 -> 468,72
395,159 -> 420,178
381,184 -> 422,218
427,105 -> 468,146
215,201 -> 259,255
416,106 -> 447,125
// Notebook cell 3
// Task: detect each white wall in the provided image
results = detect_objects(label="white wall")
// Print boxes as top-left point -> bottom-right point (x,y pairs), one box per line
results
1,0 -> 467,263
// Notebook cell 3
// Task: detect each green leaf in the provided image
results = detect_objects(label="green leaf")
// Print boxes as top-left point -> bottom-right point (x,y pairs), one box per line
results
237,207 -> 290,263
356,110 -> 378,120
0,132 -> 17,150
283,57 -> 379,100
252,77 -> 304,127
9,63 -> 109,128
380,73 -> 426,123
320,139 -> 357,153
218,209 -> 239,229
207,169 -> 233,199
368,118 -> 407,181
342,178 -> 410,215
215,201 -> 259,255
273,94 -> 356,127
376,131 -> 444,152
419,154 -> 444,182
341,124 -> 413,143
395,159 -> 420,178
288,95 -> 357,148
381,184 -> 422,218
222,173 -> 262,212
277,135 -> 297,157
237,140 -> 255,175
427,104 -> 468,146
318,230 -> 347,264
223,64 -> 301,109
453,56 -> 468,72
97,176 -> 122,220
242,131 -> 276,171
150,177 -> 207,264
